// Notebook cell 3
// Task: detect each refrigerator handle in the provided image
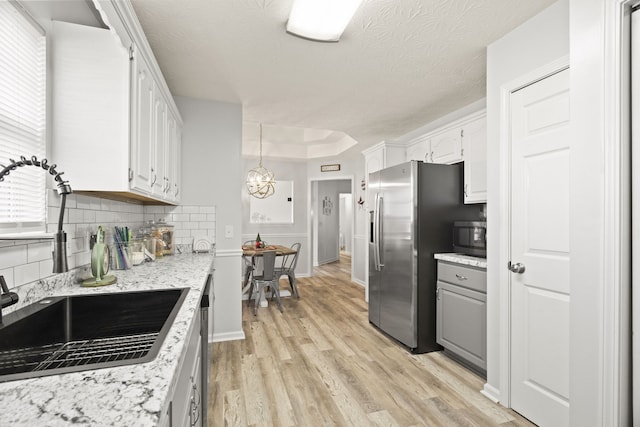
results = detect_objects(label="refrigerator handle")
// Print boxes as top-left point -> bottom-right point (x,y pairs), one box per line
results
373,193 -> 381,271
377,194 -> 384,269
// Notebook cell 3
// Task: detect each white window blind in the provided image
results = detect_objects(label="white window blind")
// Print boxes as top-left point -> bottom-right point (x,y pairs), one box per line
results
0,1 -> 46,234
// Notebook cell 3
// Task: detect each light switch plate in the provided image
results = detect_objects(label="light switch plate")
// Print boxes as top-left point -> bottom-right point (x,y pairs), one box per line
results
224,225 -> 234,238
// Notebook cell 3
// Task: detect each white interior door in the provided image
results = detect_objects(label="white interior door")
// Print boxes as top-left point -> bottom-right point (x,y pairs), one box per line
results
510,67 -> 570,426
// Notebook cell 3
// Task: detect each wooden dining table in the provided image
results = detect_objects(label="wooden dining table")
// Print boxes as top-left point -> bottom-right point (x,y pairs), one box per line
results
241,244 -> 297,257
241,245 -> 298,305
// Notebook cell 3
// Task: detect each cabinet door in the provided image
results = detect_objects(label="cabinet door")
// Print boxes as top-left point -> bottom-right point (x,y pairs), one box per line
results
436,281 -> 486,370
130,51 -> 154,194
152,85 -> 167,196
172,123 -> 182,202
165,114 -> 182,202
462,117 -> 487,203
406,135 -> 430,162
430,127 -> 463,164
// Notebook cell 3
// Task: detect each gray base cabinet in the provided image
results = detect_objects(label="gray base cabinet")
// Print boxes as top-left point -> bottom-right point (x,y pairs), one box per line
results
436,261 -> 487,374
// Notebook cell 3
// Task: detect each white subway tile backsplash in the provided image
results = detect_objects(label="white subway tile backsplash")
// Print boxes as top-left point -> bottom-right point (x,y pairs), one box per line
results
0,268 -> 15,289
14,262 -> 40,286
67,208 -> 84,224
27,242 -> 52,263
146,206 -> 165,214
75,251 -> 90,267
181,206 -> 199,214
95,211 -> 115,223
83,210 -> 97,223
1,201 -> 216,290
173,213 -> 191,222
140,204 -> 216,252
175,229 -> 191,238
0,246 -> 28,269
39,259 -> 53,278
66,196 -> 77,209
76,194 -> 94,209
190,229 -> 207,238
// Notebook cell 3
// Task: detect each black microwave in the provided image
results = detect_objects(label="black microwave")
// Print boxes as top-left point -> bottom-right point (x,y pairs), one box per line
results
452,221 -> 487,258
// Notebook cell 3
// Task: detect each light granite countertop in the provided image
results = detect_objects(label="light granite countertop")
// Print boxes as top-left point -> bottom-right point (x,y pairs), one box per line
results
0,253 -> 214,426
434,253 -> 487,269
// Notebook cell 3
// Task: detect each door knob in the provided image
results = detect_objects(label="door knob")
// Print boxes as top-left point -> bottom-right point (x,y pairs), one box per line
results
508,261 -> 525,274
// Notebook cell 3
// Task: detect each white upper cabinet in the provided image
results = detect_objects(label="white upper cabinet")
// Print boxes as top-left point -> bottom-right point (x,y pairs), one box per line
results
406,135 -> 430,162
52,4 -> 182,205
397,110 -> 487,204
462,117 -> 487,204
429,127 -> 463,164
130,47 -> 154,195
152,84 -> 167,197
51,21 -> 130,193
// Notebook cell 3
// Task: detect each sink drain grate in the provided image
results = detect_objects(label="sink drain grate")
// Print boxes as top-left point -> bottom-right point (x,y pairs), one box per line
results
0,332 -> 159,374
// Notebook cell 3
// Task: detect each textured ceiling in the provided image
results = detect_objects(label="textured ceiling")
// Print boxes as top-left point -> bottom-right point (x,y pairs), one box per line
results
131,0 -> 557,158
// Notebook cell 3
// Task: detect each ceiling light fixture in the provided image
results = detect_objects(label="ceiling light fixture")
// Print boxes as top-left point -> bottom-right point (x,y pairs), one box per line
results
286,0 -> 363,42
246,123 -> 275,199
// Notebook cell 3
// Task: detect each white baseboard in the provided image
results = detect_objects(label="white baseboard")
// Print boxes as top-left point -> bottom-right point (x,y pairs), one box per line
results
211,330 -> 245,343
481,383 -> 501,404
352,278 -> 366,287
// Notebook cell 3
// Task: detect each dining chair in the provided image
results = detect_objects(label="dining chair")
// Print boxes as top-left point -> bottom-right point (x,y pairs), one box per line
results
275,243 -> 301,298
242,239 -> 268,290
246,250 -> 283,315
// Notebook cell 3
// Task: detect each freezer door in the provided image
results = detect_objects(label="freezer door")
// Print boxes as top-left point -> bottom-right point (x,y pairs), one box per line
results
379,162 -> 417,348
368,171 -> 382,326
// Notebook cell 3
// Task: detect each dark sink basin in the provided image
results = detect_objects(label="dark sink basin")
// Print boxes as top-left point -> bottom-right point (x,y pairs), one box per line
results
0,288 -> 188,382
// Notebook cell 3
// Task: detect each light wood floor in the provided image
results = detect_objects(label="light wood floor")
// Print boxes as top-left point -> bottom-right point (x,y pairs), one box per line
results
208,255 -> 535,427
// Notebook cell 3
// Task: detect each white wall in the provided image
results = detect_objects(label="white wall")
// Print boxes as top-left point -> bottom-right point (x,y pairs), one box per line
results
241,158 -> 310,277
485,0 -> 569,404
175,96 -> 244,342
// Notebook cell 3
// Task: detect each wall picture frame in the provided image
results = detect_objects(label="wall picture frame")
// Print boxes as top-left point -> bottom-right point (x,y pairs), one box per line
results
320,164 -> 341,172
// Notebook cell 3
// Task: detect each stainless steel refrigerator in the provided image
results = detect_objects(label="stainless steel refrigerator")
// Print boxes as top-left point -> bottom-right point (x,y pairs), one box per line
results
368,161 -> 482,353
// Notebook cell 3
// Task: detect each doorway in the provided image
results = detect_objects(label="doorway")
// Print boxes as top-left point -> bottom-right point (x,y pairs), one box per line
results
310,178 -> 353,278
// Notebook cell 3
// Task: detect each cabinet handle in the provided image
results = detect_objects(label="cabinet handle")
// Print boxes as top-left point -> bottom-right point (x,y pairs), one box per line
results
455,273 -> 467,281
128,168 -> 133,182
151,169 -> 157,186
190,382 -> 200,426
464,184 -> 468,198
175,185 -> 179,197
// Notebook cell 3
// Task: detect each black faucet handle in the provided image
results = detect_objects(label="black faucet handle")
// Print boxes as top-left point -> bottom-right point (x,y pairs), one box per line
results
0,276 -> 8,293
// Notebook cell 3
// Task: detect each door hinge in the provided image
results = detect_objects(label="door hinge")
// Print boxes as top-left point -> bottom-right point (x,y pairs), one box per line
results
436,287 -> 440,300
129,45 -> 134,61
461,129 -> 464,138
461,147 -> 464,157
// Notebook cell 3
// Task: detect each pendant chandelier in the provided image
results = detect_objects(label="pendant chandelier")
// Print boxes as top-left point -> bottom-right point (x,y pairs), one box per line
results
246,123 -> 275,199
